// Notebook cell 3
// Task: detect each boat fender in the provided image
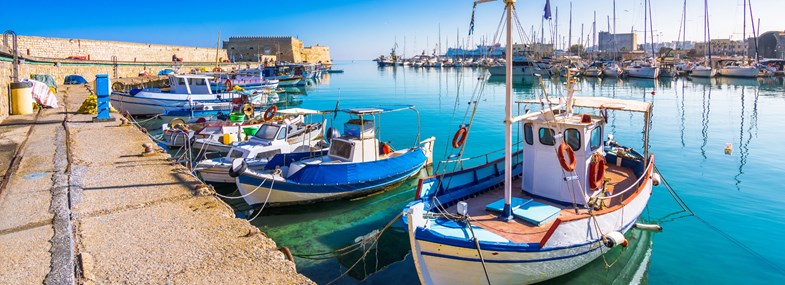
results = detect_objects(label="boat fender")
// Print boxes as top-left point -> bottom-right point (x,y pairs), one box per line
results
602,231 -> 628,248
326,127 -> 341,142
263,105 -> 278,121
634,223 -> 663,232
224,79 -> 233,91
228,158 -> 247,178
380,142 -> 393,155
557,143 -> 577,172
652,172 -> 662,186
452,127 -> 468,148
588,152 -> 606,190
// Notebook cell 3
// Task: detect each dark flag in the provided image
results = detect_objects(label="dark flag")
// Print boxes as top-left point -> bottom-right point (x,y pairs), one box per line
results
544,0 -> 552,20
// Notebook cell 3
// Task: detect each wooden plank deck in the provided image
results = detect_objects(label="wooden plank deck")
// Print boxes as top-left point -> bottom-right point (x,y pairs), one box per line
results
443,163 -> 637,243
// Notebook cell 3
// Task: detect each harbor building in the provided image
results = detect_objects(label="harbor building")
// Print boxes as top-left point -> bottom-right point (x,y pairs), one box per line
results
222,36 -> 331,64
695,39 -> 747,57
749,31 -> 785,59
598,32 -> 637,52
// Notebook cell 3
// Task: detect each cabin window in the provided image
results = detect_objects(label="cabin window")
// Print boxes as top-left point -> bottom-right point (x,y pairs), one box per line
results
564,128 -> 581,151
188,78 -> 206,86
256,149 -> 281,159
329,139 -> 354,160
538,128 -> 556,146
524,123 -> 533,145
277,128 -> 287,140
254,125 -> 280,140
590,127 -> 602,150
177,78 -> 186,86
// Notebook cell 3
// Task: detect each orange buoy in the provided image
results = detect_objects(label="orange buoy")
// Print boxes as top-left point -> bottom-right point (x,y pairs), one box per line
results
557,143 -> 577,172
224,79 -> 233,91
263,105 -> 278,121
381,142 -> 393,155
588,152 -> 606,189
452,127 -> 468,148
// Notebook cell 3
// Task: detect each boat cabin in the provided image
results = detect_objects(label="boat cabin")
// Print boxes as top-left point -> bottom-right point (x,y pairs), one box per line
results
168,74 -> 214,95
327,119 -> 379,163
519,97 -> 653,207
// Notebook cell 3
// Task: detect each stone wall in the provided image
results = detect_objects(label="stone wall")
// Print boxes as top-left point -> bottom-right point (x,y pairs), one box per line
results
302,45 -> 331,64
15,35 -> 228,62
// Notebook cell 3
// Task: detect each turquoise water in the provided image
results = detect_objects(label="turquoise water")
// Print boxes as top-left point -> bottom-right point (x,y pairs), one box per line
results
218,61 -> 785,284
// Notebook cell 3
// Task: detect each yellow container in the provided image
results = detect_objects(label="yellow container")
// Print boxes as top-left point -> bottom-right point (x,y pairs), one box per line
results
222,133 -> 236,145
10,82 -> 34,115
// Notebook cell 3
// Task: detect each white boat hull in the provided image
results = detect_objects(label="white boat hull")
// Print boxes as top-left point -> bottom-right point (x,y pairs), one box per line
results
602,68 -> 623,78
488,65 -> 548,76
719,66 -> 759,78
690,68 -> 716,78
110,91 -> 234,116
625,66 -> 660,79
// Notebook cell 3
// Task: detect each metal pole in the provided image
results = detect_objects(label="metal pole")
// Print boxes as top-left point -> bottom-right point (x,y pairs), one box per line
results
502,0 -> 515,221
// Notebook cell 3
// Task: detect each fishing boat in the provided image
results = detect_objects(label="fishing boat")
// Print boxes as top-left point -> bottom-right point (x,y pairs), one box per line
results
582,62 -> 603,77
211,68 -> 279,91
230,106 -> 435,207
262,65 -> 304,86
488,51 -> 547,76
194,108 -> 327,185
110,74 -> 238,116
404,1 -> 658,284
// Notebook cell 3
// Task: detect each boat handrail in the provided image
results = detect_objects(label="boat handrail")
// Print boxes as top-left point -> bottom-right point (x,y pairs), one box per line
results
439,141 -> 522,165
596,158 -> 653,200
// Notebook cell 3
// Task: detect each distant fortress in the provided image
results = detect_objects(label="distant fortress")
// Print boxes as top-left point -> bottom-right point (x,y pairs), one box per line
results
223,36 -> 331,64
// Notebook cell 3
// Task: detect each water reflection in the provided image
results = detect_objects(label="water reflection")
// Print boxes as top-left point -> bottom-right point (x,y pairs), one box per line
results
701,85 -> 711,160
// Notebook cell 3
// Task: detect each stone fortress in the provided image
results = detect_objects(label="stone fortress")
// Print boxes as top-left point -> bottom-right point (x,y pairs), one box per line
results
222,36 -> 331,64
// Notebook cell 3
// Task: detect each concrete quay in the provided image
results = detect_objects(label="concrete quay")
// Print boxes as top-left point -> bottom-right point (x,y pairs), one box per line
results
0,85 -> 313,284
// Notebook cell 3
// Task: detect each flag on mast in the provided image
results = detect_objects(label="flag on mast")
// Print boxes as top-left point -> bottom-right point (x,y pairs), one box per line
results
544,0 -> 552,20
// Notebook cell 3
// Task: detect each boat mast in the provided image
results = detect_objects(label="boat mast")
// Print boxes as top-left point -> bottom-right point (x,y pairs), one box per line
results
705,0 -> 712,65
748,0 -> 759,60
743,0 -> 747,41
648,0 -> 655,57
502,0 -> 515,220
682,0 -> 687,50
568,2 -> 573,54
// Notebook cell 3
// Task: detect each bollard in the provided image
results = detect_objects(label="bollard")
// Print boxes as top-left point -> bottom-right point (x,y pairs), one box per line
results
93,74 -> 115,122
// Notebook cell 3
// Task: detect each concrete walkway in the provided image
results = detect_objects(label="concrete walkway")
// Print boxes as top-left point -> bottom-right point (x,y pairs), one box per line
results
0,85 -> 312,284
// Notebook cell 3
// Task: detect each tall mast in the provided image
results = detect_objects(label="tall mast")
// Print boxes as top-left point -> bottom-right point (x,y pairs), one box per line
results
592,11 -> 596,54
705,0 -> 712,63
682,0 -> 687,50
748,0 -> 759,60
555,7 -> 559,51
643,0 -> 648,54
568,2 -> 573,54
648,0 -> 655,56
743,0 -> 747,41
502,0 -> 515,220
612,0 -> 617,55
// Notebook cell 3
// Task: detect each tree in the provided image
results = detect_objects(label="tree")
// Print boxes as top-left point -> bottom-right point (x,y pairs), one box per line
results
569,44 -> 584,54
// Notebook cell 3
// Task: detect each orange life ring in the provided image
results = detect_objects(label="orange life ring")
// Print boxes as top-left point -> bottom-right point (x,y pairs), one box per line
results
263,105 -> 278,121
381,142 -> 393,155
224,79 -> 233,91
588,153 -> 606,189
557,143 -> 577,172
452,127 -> 468,148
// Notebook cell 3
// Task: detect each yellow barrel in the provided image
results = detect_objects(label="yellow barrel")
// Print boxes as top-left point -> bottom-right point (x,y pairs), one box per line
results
222,133 -> 236,145
10,82 -> 34,115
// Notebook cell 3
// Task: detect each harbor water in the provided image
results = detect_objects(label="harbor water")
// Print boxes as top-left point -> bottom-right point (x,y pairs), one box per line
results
179,61 -> 785,284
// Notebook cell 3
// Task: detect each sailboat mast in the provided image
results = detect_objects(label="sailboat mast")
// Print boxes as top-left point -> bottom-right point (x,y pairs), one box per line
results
648,0 -> 655,56
643,0 -> 648,55
748,0 -> 759,59
592,11 -> 596,54
706,0 -> 712,63
568,2 -> 573,53
502,0 -> 515,220
743,0 -> 747,41
682,0 -> 687,50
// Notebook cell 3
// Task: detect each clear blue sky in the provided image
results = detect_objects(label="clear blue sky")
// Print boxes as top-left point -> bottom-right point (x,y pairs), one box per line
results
1,0 -> 783,59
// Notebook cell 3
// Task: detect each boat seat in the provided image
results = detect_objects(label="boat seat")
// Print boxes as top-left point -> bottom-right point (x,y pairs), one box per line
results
485,197 -> 530,212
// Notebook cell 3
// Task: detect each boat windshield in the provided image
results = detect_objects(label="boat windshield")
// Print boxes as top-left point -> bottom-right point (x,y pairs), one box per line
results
254,124 -> 280,140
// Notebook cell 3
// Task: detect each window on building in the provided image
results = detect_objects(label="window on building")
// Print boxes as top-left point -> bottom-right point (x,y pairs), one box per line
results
524,123 -> 533,145
539,128 -> 555,146
564,128 -> 581,151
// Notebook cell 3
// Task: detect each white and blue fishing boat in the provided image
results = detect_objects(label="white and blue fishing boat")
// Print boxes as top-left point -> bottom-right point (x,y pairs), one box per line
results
403,1 -> 658,284
111,74 -> 237,116
230,106 -> 435,207
263,65 -> 305,87
194,108 -> 328,185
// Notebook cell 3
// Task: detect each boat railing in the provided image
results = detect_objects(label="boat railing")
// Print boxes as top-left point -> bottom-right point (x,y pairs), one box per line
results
596,155 -> 654,201
438,142 -> 522,170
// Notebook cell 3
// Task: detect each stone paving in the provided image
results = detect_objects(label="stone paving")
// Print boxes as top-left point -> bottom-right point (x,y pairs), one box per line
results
0,85 -> 312,284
